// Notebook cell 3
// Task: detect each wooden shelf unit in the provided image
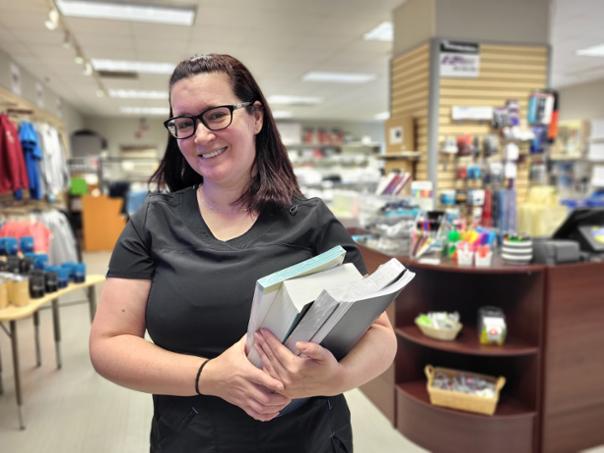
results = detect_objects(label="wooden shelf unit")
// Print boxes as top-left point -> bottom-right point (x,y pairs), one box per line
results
358,245 -> 544,453
357,244 -> 604,452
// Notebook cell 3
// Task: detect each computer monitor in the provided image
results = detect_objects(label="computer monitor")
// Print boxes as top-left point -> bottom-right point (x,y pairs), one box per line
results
553,208 -> 604,253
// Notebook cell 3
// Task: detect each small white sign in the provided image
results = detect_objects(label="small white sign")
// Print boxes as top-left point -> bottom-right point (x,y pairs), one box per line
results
440,41 -> 480,78
389,126 -> 403,145
36,81 -> 45,108
452,106 -> 493,121
10,63 -> 21,95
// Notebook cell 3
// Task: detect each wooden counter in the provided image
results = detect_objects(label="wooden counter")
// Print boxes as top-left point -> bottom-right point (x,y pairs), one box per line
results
357,245 -> 604,453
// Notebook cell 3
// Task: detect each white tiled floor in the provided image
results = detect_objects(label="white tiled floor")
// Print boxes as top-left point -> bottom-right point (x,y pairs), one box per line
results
0,251 -> 602,452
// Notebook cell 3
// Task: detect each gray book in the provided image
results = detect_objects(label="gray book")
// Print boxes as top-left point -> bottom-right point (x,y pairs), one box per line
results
284,259 -> 415,359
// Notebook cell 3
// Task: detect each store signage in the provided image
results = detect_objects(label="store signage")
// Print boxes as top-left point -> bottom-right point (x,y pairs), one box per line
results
440,40 -> 480,78
452,106 -> 493,121
10,62 -> 21,95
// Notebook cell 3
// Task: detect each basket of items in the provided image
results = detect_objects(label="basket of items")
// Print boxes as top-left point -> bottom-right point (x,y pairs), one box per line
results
424,365 -> 506,415
415,311 -> 463,341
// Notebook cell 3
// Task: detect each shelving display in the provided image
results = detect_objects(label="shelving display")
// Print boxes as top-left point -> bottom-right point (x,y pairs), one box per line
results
358,245 -> 544,453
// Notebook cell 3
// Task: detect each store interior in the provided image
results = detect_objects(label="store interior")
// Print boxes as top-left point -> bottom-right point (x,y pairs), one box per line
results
1,0 -> 604,452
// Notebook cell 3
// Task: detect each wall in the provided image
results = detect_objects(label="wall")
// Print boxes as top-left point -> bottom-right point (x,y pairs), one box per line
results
393,0 -> 549,56
558,77 -> 604,121
435,0 -> 549,45
82,116 -> 167,157
392,0 -> 435,55
0,47 -> 84,138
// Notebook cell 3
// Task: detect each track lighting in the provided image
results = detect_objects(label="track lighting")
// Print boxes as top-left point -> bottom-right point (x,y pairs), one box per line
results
44,8 -> 59,30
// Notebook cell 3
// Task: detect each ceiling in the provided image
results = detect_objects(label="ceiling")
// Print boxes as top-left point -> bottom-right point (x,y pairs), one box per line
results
0,0 -> 603,122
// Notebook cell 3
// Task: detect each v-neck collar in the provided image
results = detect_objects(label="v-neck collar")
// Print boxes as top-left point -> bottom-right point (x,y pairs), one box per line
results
182,185 -> 271,250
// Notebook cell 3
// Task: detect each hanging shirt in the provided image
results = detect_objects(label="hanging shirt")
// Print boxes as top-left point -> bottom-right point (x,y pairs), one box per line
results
0,114 -> 29,196
38,123 -> 69,201
19,121 -> 44,200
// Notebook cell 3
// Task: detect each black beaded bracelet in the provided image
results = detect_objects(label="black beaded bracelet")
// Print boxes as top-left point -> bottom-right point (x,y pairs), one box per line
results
194,359 -> 211,396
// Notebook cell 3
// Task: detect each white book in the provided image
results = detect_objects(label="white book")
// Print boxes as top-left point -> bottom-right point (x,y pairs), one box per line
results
246,245 -> 349,366
247,263 -> 363,367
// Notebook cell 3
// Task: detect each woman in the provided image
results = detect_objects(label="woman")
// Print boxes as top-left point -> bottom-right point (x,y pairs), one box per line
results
89,54 -> 397,453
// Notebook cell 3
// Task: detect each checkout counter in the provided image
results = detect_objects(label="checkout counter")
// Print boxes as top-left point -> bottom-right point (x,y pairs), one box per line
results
356,208 -> 604,453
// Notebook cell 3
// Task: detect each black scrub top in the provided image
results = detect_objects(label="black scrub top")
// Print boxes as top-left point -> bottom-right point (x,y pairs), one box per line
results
107,185 -> 366,453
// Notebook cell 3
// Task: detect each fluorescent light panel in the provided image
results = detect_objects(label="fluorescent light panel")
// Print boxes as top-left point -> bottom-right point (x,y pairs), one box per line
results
303,71 -> 376,83
56,0 -> 196,26
364,21 -> 393,42
91,59 -> 175,74
110,89 -> 168,99
374,111 -> 390,120
268,95 -> 322,105
577,43 -> 604,57
120,107 -> 169,115
272,111 -> 293,119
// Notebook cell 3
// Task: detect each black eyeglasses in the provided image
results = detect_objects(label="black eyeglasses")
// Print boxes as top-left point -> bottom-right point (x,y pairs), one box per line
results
163,102 -> 252,139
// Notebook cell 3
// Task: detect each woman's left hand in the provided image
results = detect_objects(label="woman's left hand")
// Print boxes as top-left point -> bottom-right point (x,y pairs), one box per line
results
253,329 -> 344,399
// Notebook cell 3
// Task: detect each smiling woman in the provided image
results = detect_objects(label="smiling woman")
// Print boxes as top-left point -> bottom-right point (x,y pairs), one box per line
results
89,53 -> 397,453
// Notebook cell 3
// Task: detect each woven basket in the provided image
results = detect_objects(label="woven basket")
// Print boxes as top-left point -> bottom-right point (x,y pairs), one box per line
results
415,319 -> 463,341
424,365 -> 505,416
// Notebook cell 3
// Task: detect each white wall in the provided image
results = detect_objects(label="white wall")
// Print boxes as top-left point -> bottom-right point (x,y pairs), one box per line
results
558,78 -> 604,121
81,116 -> 168,157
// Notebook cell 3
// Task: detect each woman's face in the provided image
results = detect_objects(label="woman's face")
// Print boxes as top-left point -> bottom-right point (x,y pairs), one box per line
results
169,72 -> 263,188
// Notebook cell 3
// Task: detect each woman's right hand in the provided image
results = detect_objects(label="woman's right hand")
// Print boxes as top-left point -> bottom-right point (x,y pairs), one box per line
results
200,336 -> 291,421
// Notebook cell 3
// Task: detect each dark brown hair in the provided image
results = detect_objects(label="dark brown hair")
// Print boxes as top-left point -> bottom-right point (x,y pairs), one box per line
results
149,54 -> 301,212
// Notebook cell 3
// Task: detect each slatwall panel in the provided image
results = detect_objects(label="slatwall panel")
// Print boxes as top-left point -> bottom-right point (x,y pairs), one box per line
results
389,43 -> 430,176
0,86 -> 65,130
437,44 -> 549,202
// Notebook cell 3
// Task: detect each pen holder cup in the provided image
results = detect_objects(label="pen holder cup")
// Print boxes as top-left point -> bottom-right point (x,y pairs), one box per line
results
457,250 -> 474,266
475,251 -> 493,267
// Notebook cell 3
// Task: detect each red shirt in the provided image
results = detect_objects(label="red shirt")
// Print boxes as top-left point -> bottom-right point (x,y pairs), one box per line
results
0,114 -> 29,194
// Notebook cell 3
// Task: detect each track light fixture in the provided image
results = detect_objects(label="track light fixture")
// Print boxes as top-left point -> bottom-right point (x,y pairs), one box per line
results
44,8 -> 60,30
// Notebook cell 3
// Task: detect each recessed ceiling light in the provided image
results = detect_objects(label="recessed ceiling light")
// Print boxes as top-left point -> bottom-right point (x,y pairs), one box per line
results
268,95 -> 322,105
109,89 -> 168,99
56,0 -> 196,26
303,72 -> 376,83
91,59 -> 175,74
577,43 -> 604,57
364,21 -> 393,42
120,107 -> 169,115
374,111 -> 390,120
272,111 -> 293,119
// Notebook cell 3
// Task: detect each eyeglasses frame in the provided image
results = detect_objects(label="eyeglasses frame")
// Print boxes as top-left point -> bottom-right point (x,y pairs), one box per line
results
163,102 -> 253,139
